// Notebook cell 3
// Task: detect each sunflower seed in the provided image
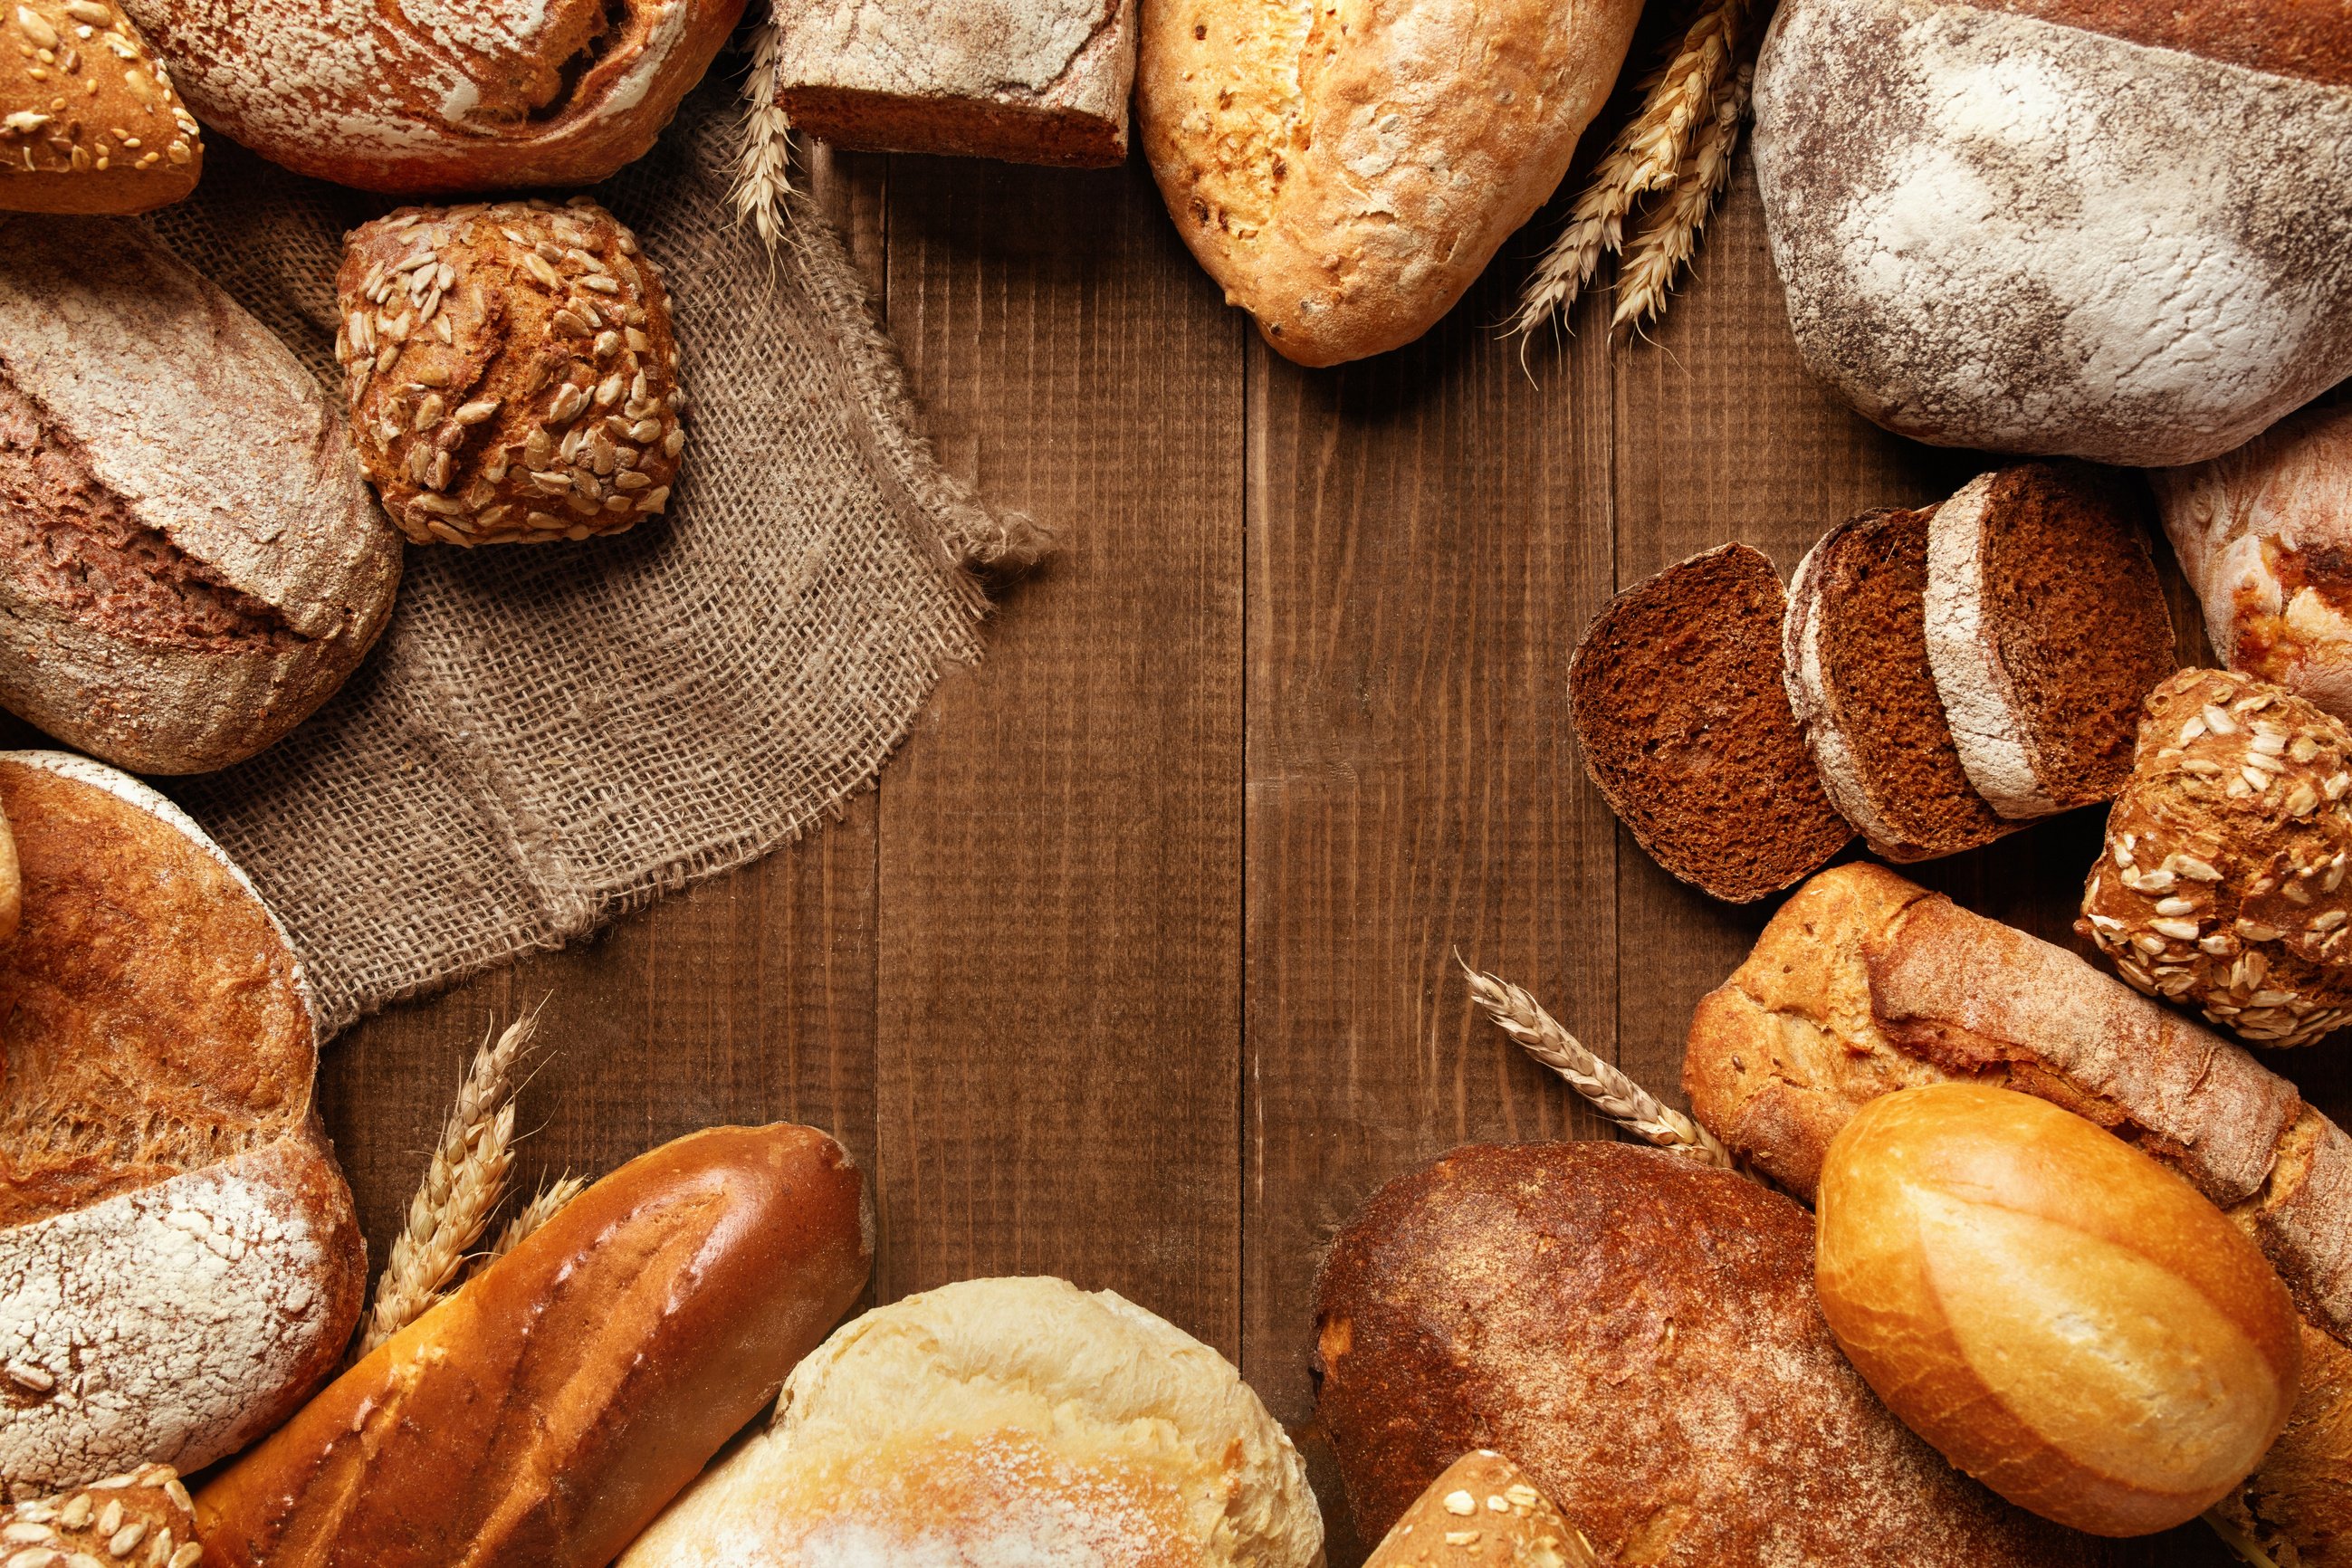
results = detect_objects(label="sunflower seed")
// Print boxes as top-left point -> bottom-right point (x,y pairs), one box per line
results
548,382 -> 588,423
2204,703 -> 2238,735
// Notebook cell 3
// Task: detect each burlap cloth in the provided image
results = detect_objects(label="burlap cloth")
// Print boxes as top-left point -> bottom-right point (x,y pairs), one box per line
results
144,86 -> 1028,1039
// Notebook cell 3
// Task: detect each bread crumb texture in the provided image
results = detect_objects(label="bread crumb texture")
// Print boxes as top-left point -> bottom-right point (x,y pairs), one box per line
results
1754,0 -> 2352,465
779,0 -> 1123,103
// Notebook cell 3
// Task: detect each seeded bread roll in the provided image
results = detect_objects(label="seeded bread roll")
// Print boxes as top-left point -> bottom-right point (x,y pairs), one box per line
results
118,0 -> 743,195
2080,668 -> 2352,1047
0,0 -> 200,213
1,1463 -> 200,1566
1364,1452 -> 1593,1568
337,198 -> 686,546
0,751 -> 365,1493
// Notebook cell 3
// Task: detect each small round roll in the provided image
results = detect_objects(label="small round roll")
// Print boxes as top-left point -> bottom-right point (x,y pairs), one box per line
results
1816,1083 -> 2302,1536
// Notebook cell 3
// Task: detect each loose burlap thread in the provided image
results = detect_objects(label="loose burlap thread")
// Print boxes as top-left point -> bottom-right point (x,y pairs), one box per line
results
143,86 -> 1029,1039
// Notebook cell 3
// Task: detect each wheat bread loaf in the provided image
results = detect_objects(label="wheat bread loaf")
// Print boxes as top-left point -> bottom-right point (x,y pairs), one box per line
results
0,751 -> 365,1494
118,0 -> 742,193
0,1 -> 200,214
1752,0 -> 2352,465
1568,544 -> 1851,903
337,198 -> 686,546
1924,464 -> 2174,817
0,1463 -> 199,1563
1364,1451 -> 1592,1568
1136,0 -> 1645,366
769,0 -> 1135,167
0,215 -> 399,774
1785,507 -> 2009,860
1313,1141 -> 2093,1566
2156,402 -> 2352,721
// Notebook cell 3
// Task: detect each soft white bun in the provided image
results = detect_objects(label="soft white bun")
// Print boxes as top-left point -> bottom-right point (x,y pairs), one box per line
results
619,1276 -> 1324,1567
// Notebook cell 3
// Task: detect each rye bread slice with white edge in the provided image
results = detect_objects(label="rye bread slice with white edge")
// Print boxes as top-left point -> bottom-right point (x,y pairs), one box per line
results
1570,544 -> 1852,903
1785,509 -> 2010,862
1925,463 -> 2175,817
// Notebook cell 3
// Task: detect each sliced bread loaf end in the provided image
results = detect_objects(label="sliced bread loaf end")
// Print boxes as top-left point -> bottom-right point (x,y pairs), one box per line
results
1570,544 -> 1852,903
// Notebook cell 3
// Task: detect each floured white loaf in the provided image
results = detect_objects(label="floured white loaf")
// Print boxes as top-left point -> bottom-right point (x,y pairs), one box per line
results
1753,0 -> 2352,466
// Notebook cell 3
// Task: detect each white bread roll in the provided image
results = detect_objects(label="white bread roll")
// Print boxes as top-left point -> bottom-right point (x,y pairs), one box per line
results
620,1276 -> 1324,1567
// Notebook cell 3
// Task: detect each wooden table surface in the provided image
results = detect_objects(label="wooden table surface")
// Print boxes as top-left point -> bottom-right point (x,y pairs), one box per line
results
318,137 -> 2342,1567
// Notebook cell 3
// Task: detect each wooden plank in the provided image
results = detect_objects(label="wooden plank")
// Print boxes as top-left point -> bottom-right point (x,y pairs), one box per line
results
869,152 -> 1248,1351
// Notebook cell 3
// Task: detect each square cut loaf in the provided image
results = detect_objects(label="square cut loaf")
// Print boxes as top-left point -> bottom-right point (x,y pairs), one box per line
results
770,0 -> 1135,167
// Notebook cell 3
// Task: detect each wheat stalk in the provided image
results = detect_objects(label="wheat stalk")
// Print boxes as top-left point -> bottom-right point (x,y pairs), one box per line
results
1459,957 -> 1739,1169
358,1009 -> 540,1354
732,6 -> 795,252
1611,59 -> 1751,339
485,1174 -> 589,1264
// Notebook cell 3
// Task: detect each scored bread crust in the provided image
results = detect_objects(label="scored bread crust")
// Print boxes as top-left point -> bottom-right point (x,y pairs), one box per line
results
1922,473 -> 2060,816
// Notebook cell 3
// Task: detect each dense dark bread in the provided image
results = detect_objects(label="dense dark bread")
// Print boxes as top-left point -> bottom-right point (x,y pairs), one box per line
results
1925,464 -> 2173,817
1786,508 -> 2006,860
1312,1142 -> 2093,1566
1967,0 -> 2352,86
1569,544 -> 1851,902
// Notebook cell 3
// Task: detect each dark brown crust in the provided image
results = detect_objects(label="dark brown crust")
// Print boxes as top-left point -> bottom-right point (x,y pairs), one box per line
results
1569,544 -> 1851,903
1312,1142 -> 2091,1566
196,1123 -> 873,1568
1961,0 -> 2352,87
779,85 -> 1127,167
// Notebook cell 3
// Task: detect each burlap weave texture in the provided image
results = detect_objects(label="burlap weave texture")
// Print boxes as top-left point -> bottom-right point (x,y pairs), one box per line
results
144,88 -> 1007,1038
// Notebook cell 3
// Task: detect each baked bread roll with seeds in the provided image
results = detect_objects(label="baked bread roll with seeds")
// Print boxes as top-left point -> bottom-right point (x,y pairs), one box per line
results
337,198 -> 686,546
1568,544 -> 1852,903
0,216 -> 399,774
1,1463 -> 201,1568
2156,402 -> 2352,720
0,751 -> 366,1494
1753,0 -> 2352,465
1785,507 -> 2010,860
118,0 -> 742,195
619,1276 -> 1324,1568
1365,1451 -> 1594,1568
2080,668 -> 2352,1047
1924,464 -> 2174,817
0,1 -> 201,213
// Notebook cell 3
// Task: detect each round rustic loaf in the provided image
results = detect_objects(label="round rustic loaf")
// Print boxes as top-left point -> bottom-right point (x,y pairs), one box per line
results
0,215 -> 400,775
1313,1141 -> 2093,1566
0,751 -> 366,1494
337,198 -> 687,546
118,0 -> 743,194
1752,0 -> 2352,466
0,0 -> 201,213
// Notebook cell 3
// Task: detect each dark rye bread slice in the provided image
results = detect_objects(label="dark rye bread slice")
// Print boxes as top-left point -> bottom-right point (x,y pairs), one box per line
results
1785,508 -> 2010,862
1925,463 -> 2175,817
1569,544 -> 1851,903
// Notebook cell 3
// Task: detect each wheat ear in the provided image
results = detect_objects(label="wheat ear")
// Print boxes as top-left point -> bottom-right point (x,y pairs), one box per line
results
358,1009 -> 539,1354
1612,59 -> 1751,338
1460,958 -> 1738,1168
732,7 -> 795,251
1513,0 -> 1746,337
484,1173 -> 588,1264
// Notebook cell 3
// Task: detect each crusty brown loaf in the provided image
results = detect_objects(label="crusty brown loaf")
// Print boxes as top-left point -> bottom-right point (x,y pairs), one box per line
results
0,215 -> 399,774
1364,1451 -> 1594,1568
2080,669 -> 2352,1047
337,198 -> 686,546
0,752 -> 365,1492
1312,1142 -> 2092,1566
1967,0 -> 2352,85
1137,0 -> 1645,366
0,0 -> 200,214
196,1123 -> 871,1568
2,1462 -> 200,1564
119,0 -> 743,194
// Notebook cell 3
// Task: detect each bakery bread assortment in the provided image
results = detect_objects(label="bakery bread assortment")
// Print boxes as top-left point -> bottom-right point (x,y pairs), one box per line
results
768,0 -> 1135,167
1815,1083 -> 2301,1535
2157,402 -> 2352,720
0,215 -> 399,774
118,0 -> 744,194
622,1275 -> 1323,1565
1568,544 -> 1852,903
1136,0 -> 1646,366
196,1123 -> 870,1568
337,198 -> 687,546
1364,1451 -> 1592,1568
2081,668 -> 2352,1047
0,1463 -> 201,1568
0,1 -> 201,213
1753,0 -> 2352,466
1313,1141 -> 2090,1565
0,751 -> 365,1493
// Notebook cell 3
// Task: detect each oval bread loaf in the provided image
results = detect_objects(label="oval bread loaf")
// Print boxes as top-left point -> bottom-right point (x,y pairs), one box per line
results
0,0 -> 201,213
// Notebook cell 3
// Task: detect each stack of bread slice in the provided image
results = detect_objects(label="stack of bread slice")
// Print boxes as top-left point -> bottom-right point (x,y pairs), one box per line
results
1573,463 -> 2175,901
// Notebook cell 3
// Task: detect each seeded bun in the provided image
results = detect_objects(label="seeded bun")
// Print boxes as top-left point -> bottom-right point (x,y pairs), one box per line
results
337,197 -> 687,546
0,0 -> 201,214
620,1276 -> 1325,1567
0,1463 -> 200,1567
